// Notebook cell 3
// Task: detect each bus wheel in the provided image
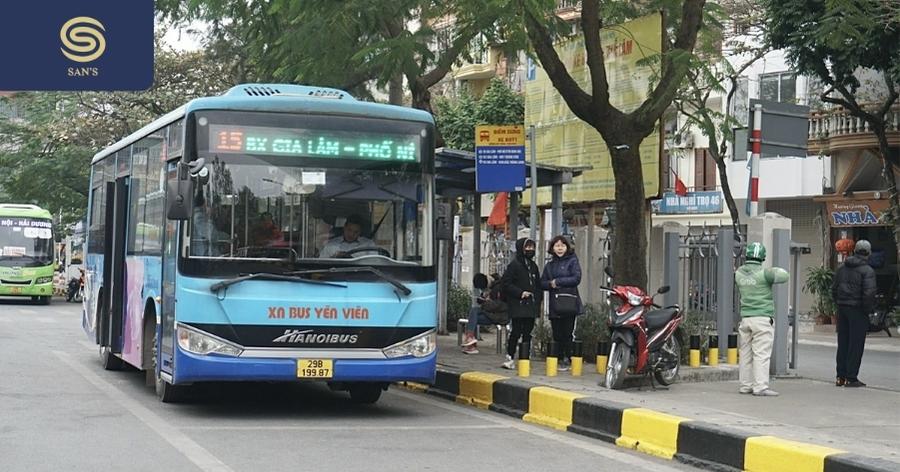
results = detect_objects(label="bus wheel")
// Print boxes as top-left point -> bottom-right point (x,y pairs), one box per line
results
39,296 -> 51,305
349,383 -> 383,404
153,331 -> 186,403
99,345 -> 124,371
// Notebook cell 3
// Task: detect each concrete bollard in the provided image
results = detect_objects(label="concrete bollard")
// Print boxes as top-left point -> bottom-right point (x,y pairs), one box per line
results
727,333 -> 738,365
571,340 -> 583,376
597,341 -> 609,374
546,342 -> 558,377
708,335 -> 719,366
689,334 -> 701,368
517,341 -> 530,377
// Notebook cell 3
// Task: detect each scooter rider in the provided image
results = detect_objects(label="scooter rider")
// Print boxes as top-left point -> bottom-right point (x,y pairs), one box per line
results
735,242 -> 789,397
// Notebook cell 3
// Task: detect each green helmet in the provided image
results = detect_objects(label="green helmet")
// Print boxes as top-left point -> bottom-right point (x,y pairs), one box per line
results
746,242 -> 766,261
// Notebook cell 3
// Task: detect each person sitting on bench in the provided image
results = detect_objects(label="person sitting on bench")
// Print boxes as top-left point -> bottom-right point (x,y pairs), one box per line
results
461,273 -> 508,354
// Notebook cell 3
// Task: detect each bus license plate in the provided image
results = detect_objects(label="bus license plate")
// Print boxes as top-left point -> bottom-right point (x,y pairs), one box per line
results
297,359 -> 332,379
10,287 -> 21,294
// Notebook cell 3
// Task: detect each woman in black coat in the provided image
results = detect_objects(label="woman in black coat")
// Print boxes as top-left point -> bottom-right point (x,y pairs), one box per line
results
540,235 -> 583,370
500,237 -> 542,369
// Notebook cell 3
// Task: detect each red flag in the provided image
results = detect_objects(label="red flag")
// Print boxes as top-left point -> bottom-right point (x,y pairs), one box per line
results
672,169 -> 688,196
487,192 -> 508,226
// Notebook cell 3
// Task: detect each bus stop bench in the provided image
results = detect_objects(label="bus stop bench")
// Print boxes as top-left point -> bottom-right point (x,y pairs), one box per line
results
457,318 -> 509,354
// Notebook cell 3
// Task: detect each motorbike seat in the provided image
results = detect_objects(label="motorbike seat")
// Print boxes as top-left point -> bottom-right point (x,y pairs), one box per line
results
645,308 -> 678,330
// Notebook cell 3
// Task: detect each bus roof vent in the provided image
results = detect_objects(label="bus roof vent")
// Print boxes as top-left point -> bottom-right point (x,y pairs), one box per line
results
225,84 -> 355,101
0,204 -> 42,211
240,85 -> 282,96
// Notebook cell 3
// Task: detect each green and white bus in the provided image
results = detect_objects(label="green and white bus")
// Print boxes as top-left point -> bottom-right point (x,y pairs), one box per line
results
0,204 -> 56,304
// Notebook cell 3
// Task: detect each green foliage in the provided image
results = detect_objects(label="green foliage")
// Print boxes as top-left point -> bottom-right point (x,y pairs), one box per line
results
573,303 -> 611,362
803,266 -> 836,317
530,317 -> 552,359
680,310 -> 716,363
433,79 -> 524,151
0,39 -> 238,230
447,284 -> 472,332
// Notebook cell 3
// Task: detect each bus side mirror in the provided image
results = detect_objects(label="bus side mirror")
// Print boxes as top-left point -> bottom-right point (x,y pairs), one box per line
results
435,202 -> 452,241
166,161 -> 194,220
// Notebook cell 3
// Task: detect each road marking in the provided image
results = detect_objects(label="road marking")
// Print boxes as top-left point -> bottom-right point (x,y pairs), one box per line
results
393,390 -> 689,471
182,424 -> 510,432
20,309 -> 38,315
53,350 -> 235,472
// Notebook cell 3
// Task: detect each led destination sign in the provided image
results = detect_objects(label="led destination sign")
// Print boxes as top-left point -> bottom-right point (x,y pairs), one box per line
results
209,125 -> 419,162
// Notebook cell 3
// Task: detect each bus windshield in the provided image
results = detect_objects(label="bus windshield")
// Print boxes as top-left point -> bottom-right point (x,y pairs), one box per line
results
0,218 -> 54,267
190,111 -> 433,270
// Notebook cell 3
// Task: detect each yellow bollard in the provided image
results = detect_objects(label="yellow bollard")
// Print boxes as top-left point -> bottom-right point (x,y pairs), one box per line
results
571,340 -> 584,376
727,333 -> 738,365
597,341 -> 609,374
546,357 -> 558,377
708,335 -> 719,367
689,335 -> 701,368
518,341 -> 531,377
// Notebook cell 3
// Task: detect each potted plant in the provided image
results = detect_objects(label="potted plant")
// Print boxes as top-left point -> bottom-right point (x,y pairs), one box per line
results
803,266 -> 836,324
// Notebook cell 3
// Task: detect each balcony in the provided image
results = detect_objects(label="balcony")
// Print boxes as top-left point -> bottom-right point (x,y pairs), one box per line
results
556,0 -> 581,21
808,103 -> 900,154
453,62 -> 496,81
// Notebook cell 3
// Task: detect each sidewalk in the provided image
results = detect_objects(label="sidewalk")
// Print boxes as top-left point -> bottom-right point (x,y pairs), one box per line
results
799,330 -> 900,353
429,333 -> 900,470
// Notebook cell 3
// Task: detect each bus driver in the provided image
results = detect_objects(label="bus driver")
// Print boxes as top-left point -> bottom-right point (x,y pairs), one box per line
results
319,215 -> 376,258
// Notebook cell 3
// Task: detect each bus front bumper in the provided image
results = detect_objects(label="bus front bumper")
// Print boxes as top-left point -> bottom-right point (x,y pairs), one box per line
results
172,346 -> 437,385
0,282 -> 53,297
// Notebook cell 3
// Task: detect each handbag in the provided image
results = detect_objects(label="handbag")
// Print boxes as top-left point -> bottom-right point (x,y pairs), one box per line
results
552,288 -> 579,316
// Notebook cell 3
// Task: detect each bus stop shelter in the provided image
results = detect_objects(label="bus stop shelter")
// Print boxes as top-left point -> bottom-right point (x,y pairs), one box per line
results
433,148 -> 589,333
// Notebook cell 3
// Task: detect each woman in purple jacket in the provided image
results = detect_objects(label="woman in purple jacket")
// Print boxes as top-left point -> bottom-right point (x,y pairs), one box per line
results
540,235 -> 583,371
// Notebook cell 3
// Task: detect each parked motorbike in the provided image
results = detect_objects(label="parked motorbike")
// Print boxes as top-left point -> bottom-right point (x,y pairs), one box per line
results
601,267 -> 685,390
66,269 -> 84,303
868,293 -> 893,337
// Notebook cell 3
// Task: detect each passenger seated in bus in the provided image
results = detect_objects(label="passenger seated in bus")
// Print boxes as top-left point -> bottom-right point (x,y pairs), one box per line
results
320,215 -> 376,258
250,212 -> 283,247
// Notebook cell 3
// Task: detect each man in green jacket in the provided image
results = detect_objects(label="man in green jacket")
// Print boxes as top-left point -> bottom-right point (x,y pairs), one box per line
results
735,242 -> 789,396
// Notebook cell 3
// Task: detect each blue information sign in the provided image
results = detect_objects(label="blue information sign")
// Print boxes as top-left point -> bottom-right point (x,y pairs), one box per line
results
653,191 -> 724,214
0,0 -> 154,91
476,145 -> 526,192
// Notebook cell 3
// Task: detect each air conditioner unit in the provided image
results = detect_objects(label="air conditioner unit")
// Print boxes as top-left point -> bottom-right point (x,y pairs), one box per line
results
673,131 -> 694,148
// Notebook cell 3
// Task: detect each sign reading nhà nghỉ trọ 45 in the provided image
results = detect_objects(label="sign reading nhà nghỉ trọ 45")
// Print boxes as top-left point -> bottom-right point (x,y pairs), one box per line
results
826,200 -> 890,227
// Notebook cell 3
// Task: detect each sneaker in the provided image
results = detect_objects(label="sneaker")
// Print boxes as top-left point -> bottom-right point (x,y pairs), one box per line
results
835,377 -> 846,387
501,355 -> 516,370
461,345 -> 479,355
845,380 -> 867,388
558,362 -> 570,372
461,335 -> 477,347
752,389 -> 779,397
739,387 -> 752,394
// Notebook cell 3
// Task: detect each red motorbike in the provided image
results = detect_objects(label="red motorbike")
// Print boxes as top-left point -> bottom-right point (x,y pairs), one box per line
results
601,267 -> 684,389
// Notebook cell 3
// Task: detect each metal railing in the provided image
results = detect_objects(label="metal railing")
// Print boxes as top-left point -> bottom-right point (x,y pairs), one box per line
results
808,103 -> 900,140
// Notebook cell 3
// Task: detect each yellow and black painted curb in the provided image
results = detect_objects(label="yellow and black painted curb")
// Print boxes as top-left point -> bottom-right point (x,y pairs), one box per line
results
400,369 -> 898,472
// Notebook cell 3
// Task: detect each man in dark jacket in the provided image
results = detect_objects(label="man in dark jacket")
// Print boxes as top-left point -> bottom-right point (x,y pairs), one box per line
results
500,237 -> 543,369
831,239 -> 877,387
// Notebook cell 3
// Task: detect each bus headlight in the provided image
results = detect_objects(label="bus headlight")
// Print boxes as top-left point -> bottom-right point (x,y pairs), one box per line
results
35,276 -> 53,284
177,324 -> 243,356
383,330 -> 436,359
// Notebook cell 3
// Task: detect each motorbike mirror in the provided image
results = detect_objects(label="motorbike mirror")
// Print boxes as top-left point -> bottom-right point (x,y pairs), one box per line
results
604,266 -> 614,278
657,285 -> 671,294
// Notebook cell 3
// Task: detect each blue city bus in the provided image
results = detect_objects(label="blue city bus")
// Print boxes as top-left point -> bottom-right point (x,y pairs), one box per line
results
83,84 -> 437,403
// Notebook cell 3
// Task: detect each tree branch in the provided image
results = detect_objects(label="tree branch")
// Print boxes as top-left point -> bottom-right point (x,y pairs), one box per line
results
420,21 -> 481,89
633,0 -> 706,125
581,0 -> 611,113
523,3 -> 594,124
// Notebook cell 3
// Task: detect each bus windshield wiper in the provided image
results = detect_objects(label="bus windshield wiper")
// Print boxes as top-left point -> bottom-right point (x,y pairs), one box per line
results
209,272 -> 347,293
287,266 -> 412,296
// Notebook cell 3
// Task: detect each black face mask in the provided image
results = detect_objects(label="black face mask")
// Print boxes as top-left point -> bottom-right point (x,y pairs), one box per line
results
523,249 -> 536,258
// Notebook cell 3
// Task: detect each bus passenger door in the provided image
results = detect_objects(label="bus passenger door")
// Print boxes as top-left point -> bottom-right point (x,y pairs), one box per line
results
100,176 -> 128,353
159,161 -> 179,374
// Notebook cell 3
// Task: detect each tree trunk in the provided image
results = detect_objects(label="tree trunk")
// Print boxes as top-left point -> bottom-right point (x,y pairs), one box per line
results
608,136 -> 648,288
410,80 -> 445,147
388,74 -> 404,105
714,152 -> 742,238
872,120 -> 900,280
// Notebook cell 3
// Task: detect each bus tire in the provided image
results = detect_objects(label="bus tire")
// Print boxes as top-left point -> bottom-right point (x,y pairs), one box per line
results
40,296 -> 51,305
349,383 -> 383,404
153,331 -> 186,403
99,345 -> 124,371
